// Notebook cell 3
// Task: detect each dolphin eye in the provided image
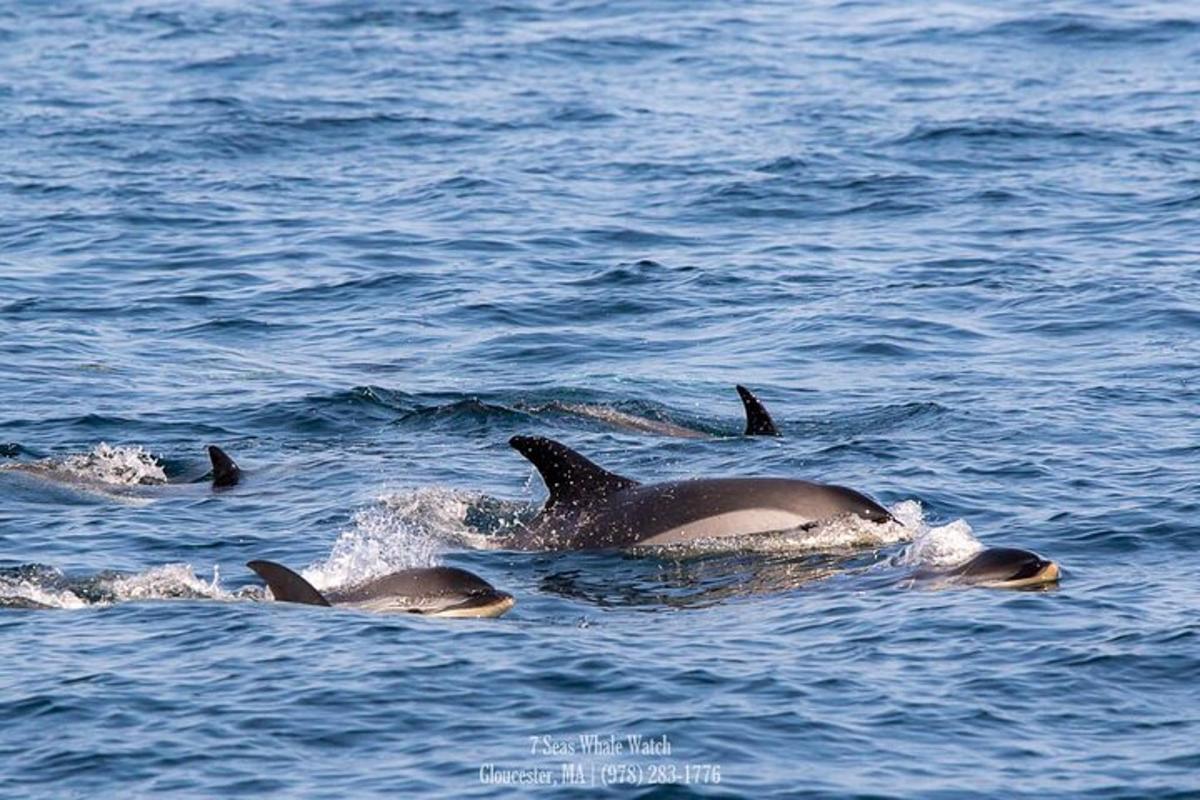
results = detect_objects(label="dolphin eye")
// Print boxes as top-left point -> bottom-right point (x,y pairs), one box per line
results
1009,558 -> 1045,580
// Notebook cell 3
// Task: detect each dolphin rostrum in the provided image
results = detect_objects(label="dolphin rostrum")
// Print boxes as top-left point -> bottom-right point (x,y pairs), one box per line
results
496,436 -> 893,550
246,560 -> 515,617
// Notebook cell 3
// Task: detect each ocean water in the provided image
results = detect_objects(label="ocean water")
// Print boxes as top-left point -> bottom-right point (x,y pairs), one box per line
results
2,0 -> 1198,796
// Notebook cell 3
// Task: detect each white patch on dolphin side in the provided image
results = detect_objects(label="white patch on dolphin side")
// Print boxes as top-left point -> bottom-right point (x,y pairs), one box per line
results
637,508 -> 814,546
636,502 -> 919,555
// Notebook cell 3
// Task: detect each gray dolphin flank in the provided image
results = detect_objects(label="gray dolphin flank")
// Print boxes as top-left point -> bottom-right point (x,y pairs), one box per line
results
498,436 -> 893,551
246,560 -> 515,618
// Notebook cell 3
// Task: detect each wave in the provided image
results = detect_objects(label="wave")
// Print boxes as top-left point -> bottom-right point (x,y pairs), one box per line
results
891,118 -> 1132,148
980,14 -> 1198,46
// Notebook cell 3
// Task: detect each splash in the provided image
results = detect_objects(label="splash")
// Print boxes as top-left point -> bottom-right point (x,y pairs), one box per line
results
59,442 -> 167,486
0,563 -> 231,609
891,500 -> 983,567
107,564 -> 231,601
0,566 -> 88,610
301,488 -> 474,589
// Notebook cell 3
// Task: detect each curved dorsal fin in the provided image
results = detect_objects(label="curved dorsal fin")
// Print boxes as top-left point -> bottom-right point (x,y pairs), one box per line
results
246,560 -> 331,606
509,436 -> 638,511
736,385 -> 780,436
208,445 -> 241,488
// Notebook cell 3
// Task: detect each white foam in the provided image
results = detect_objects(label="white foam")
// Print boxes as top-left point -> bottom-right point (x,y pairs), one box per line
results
108,563 -> 231,601
1,563 -> 252,610
301,488 -> 469,589
0,573 -> 88,610
60,442 -> 167,486
891,500 -> 983,567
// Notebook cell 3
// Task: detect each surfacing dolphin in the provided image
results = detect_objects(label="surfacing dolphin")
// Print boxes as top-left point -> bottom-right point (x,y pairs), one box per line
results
495,436 -> 893,551
0,444 -> 241,501
917,547 -> 1060,589
246,560 -> 515,618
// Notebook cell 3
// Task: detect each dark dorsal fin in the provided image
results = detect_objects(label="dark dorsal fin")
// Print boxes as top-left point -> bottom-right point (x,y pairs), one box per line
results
246,560 -> 331,606
208,445 -> 241,488
736,385 -> 780,436
509,436 -> 638,511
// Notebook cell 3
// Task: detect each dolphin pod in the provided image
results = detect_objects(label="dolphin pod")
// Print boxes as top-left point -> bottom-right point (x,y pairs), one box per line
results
496,435 -> 894,551
3,384 -> 1060,623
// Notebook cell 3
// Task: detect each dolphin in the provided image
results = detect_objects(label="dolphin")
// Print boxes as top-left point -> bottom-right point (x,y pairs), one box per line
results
528,384 -> 779,439
918,547 -> 1060,589
495,436 -> 893,550
246,560 -> 515,618
0,444 -> 241,501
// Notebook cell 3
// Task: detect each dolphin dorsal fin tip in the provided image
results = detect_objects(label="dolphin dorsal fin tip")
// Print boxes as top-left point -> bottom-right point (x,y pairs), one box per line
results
509,436 -> 637,509
247,560 -> 331,606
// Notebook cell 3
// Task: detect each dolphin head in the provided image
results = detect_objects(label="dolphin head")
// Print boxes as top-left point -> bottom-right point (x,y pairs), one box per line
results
415,566 -> 515,617
825,484 -> 895,524
429,586 -> 516,618
951,547 -> 1060,588
331,566 -> 516,618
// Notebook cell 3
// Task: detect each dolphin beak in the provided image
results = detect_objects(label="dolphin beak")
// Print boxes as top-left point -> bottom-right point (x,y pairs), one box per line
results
430,591 -> 516,619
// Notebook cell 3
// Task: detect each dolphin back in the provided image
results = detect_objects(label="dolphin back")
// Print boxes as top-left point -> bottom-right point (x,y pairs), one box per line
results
247,560 -> 331,606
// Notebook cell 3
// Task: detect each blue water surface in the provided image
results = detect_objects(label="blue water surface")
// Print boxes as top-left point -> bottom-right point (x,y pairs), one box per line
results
2,0 -> 1199,797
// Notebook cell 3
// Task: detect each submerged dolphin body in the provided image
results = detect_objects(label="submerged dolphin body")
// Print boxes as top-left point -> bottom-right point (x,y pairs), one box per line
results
0,444 -> 242,501
535,384 -> 780,439
246,560 -> 515,618
496,436 -> 893,551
